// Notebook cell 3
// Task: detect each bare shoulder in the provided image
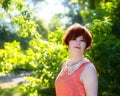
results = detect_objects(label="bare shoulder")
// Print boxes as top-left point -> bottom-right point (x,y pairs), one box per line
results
82,63 -> 98,84
84,63 -> 97,74
80,63 -> 97,82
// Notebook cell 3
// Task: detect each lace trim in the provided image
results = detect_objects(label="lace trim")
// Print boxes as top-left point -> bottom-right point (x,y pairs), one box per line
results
68,58 -> 90,75
60,58 -> 90,75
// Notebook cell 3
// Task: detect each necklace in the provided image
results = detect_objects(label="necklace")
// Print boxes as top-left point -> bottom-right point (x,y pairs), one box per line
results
67,58 -> 84,75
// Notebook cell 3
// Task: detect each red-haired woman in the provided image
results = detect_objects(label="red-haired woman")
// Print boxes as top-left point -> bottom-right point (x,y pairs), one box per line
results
55,23 -> 98,96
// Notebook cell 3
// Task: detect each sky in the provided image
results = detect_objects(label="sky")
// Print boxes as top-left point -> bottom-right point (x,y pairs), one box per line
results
35,0 -> 65,23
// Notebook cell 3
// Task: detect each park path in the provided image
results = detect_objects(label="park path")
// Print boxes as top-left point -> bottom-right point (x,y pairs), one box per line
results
0,72 -> 31,88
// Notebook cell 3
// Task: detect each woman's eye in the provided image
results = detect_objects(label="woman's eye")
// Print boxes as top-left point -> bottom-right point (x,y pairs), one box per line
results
80,39 -> 85,41
81,40 -> 86,42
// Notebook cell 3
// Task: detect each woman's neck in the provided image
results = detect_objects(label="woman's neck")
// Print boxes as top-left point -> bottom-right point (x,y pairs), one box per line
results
69,54 -> 84,65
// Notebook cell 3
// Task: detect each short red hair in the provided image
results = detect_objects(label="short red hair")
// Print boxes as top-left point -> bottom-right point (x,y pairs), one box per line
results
63,23 -> 92,49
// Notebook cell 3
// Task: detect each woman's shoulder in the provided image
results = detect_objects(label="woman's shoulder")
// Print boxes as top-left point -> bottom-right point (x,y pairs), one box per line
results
82,58 -> 97,75
85,63 -> 96,72
83,61 -> 97,78
80,60 -> 97,83
83,58 -> 95,69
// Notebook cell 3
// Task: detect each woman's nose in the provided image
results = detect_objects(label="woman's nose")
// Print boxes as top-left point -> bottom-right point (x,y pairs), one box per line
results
76,40 -> 80,45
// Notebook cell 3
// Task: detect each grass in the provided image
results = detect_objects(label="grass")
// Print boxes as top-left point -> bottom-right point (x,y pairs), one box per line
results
0,85 -> 24,96
0,83 -> 56,96
0,71 -> 56,96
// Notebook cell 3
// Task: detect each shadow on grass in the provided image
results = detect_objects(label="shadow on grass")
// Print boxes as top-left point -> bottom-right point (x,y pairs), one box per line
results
39,87 -> 56,96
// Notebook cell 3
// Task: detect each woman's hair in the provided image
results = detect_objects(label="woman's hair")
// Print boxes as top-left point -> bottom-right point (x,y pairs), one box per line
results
63,23 -> 92,49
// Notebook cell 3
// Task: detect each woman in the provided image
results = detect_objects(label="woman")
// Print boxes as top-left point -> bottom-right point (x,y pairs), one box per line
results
55,23 -> 98,96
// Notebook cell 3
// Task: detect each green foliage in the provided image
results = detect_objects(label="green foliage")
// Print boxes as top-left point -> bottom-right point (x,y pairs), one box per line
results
0,30 -> 68,94
0,41 -> 21,72
62,0 -> 83,25
0,0 -> 120,96
1,0 -> 11,10
48,14 -> 64,32
29,36 -> 68,88
80,1 -> 120,95
0,1 -> 68,95
0,0 -> 41,49
89,21 -> 120,96
12,16 -> 38,37
17,33 -> 68,95
0,41 -> 36,72
48,28 -> 65,44
0,0 -> 39,38
34,17 -> 48,39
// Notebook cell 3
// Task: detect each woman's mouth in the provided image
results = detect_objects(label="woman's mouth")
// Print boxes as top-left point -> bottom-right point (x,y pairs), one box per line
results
74,46 -> 80,49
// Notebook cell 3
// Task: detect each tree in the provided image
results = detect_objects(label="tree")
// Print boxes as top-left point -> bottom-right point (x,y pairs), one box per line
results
34,17 -> 48,39
48,14 -> 63,32
61,0 -> 83,26
77,0 -> 120,95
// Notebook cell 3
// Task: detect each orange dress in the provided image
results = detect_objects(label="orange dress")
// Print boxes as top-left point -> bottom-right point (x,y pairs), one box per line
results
55,60 -> 90,96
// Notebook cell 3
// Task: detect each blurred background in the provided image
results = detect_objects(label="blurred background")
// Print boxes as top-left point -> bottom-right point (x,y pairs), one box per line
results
0,0 -> 120,96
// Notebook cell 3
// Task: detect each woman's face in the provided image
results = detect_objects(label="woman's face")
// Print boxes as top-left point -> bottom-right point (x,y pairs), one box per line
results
68,36 -> 86,55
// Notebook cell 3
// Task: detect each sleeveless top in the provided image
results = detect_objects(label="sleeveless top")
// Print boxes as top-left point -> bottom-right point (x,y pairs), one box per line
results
55,58 -> 93,96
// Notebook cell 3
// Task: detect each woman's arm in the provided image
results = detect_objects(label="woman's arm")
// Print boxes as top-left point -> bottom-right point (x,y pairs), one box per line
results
82,64 -> 98,96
